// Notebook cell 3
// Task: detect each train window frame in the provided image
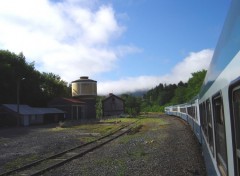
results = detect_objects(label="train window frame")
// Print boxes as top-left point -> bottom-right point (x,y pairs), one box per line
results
206,99 -> 214,155
202,101 -> 207,137
199,102 -> 207,137
229,77 -> 240,176
194,105 -> 197,120
212,92 -> 228,176
199,103 -> 204,133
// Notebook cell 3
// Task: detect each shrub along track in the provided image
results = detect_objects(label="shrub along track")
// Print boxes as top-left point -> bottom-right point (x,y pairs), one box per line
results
0,120 -> 139,176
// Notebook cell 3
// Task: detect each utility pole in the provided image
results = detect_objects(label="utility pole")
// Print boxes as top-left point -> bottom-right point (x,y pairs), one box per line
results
17,77 -> 25,121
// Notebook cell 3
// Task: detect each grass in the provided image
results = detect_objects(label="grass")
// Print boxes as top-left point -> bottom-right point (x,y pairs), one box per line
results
137,117 -> 169,131
3,154 -> 39,171
101,117 -> 137,123
78,136 -> 96,143
49,117 -> 139,136
49,123 -> 119,134
127,146 -> 148,158
73,124 -> 122,135
83,117 -> 166,174
117,116 -> 169,145
79,116 -> 170,175
50,126 -> 66,132
0,137 -> 10,144
49,116 -> 169,145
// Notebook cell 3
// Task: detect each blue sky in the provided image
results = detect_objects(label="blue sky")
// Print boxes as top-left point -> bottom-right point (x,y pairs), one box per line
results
99,0 -> 230,78
0,0 -> 231,95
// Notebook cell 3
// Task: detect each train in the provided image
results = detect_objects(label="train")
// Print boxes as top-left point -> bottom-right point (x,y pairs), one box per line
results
165,0 -> 240,175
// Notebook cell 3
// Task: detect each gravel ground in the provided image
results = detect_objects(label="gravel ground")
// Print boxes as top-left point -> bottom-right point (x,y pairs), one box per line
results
0,122 -> 98,174
0,115 -> 206,176
44,115 -> 206,176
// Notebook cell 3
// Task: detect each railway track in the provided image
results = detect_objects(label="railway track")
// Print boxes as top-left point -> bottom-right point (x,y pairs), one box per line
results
0,120 -> 139,176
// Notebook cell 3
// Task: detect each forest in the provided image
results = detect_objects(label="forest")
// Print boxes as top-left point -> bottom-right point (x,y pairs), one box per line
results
140,70 -> 206,112
0,50 -> 206,115
0,50 -> 71,107
114,69 -> 206,115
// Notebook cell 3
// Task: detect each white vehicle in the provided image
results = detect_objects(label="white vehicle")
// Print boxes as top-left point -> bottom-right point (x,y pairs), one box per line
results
165,0 -> 240,175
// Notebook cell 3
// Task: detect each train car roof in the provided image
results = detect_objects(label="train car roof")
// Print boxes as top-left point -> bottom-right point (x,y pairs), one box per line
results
199,0 -> 240,98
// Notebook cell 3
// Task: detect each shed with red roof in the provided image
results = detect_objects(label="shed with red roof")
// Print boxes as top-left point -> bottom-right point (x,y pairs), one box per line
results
48,97 -> 85,120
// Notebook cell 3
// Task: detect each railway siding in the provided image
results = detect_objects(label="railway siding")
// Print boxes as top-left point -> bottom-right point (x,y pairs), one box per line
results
0,119 -> 135,174
0,115 -> 206,176
45,115 -> 206,176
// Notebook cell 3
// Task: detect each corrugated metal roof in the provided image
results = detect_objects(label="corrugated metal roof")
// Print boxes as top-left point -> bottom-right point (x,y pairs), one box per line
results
2,104 -> 65,115
34,107 -> 65,114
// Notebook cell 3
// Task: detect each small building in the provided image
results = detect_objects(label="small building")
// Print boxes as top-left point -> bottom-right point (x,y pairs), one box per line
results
48,97 -> 85,120
102,93 -> 124,117
0,104 -> 65,127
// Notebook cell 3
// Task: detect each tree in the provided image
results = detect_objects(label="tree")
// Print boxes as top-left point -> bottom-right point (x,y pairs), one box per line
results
121,94 -> 141,115
140,70 -> 206,112
96,96 -> 104,118
0,50 -> 31,104
185,70 -> 207,101
40,72 -> 70,100
171,86 -> 187,104
0,50 -> 71,106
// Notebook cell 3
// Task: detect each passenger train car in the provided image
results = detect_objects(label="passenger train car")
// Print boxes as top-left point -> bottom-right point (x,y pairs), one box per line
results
165,0 -> 240,175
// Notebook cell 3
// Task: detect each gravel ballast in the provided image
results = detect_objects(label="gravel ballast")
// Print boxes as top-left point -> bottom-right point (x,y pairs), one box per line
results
46,115 -> 206,176
0,115 -> 206,175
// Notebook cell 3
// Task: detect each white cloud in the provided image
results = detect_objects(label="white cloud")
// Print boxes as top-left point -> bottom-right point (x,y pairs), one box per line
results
0,1 -> 214,96
0,0 -> 137,81
98,49 -> 213,95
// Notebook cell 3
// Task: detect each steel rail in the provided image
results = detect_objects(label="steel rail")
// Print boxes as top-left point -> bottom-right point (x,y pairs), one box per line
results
0,120 -> 139,176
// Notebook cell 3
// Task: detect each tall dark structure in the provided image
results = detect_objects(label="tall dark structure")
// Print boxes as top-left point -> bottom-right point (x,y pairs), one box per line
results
71,76 -> 97,119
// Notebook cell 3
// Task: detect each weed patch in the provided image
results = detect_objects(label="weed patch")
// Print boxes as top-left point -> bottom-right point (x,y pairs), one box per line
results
0,137 -> 10,144
78,136 -> 96,143
127,145 -> 148,159
3,154 -> 39,171
127,125 -> 143,135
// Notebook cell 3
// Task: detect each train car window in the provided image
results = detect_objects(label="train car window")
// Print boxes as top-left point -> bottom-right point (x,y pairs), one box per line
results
203,102 -> 208,136
180,107 -> 186,113
199,103 -> 204,129
187,105 -> 196,119
232,86 -> 240,175
173,107 -> 177,112
213,94 -> 228,176
193,106 -> 196,119
200,103 -> 207,136
191,106 -> 194,119
187,107 -> 191,118
206,99 -> 214,155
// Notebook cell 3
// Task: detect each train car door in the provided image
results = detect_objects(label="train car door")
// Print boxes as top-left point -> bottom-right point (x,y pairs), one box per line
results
213,93 -> 228,176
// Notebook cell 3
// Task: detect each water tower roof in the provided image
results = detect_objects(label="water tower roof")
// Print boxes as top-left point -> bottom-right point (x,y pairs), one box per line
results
72,76 -> 97,83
